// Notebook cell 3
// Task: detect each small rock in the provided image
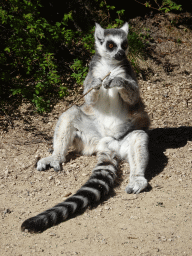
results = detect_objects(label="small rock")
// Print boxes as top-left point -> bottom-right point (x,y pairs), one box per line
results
4,168 -> 9,177
5,208 -> 11,214
64,192 -> 72,197
35,154 -> 40,159
48,176 -> 53,180
70,163 -> 77,168
49,233 -> 56,236
55,179 -> 61,185
154,184 -> 163,189
82,173 -> 88,176
159,236 -> 167,242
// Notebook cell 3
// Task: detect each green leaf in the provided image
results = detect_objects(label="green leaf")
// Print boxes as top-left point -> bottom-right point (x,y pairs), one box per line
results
56,22 -> 61,27
4,47 -> 10,53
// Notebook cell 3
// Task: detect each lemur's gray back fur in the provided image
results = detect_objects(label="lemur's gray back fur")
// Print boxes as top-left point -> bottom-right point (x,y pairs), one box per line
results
21,23 -> 150,233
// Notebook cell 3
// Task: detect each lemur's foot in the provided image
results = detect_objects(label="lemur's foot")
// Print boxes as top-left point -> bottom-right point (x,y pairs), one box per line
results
125,177 -> 148,194
37,156 -> 61,172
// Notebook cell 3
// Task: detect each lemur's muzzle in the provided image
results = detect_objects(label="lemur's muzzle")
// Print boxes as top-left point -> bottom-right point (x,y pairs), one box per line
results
115,50 -> 125,60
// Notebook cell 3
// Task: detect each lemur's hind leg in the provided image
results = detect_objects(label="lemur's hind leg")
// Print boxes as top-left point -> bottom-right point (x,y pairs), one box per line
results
37,106 -> 101,172
37,106 -> 82,172
120,130 -> 149,194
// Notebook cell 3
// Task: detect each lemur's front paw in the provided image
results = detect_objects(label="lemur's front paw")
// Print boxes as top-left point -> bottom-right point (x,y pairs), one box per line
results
37,156 -> 61,172
103,77 -> 113,89
103,77 -> 123,89
125,177 -> 148,194
92,78 -> 102,90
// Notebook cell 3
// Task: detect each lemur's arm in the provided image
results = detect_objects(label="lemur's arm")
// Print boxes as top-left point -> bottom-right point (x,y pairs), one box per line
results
83,72 -> 102,105
83,55 -> 104,105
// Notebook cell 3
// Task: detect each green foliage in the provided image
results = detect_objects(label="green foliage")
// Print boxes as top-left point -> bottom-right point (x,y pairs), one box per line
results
2,0 -> 183,114
128,29 -> 145,71
70,59 -> 89,85
98,1 -> 115,11
0,0 -> 146,113
143,0 -> 182,13
159,0 -> 182,13
128,31 -> 144,57
69,26 -> 95,86
0,0 -> 73,112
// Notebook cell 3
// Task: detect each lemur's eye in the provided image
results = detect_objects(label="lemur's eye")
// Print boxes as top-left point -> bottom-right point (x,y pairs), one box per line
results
107,41 -> 116,51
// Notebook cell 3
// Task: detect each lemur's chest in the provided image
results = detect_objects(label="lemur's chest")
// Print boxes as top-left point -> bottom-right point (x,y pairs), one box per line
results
93,60 -> 127,117
97,86 -> 121,112
91,60 -> 130,137
94,86 -> 129,137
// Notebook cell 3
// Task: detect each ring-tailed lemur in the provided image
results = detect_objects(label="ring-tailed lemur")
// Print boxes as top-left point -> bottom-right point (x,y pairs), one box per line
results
21,22 -> 150,233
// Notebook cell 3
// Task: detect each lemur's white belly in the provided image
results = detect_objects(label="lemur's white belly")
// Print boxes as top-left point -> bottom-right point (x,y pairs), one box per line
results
92,59 -> 130,137
95,86 -> 129,137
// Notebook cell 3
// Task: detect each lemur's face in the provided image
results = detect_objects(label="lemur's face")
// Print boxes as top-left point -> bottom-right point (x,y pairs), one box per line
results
95,23 -> 129,62
104,36 -> 128,61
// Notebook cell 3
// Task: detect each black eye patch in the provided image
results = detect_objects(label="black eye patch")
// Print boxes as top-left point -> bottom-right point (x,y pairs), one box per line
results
106,40 -> 117,51
121,40 -> 128,50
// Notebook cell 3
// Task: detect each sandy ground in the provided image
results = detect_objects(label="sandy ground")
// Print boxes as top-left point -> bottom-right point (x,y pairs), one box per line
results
0,13 -> 192,256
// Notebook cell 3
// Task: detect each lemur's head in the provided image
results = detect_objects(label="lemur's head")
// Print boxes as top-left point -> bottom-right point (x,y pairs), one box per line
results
94,23 -> 129,62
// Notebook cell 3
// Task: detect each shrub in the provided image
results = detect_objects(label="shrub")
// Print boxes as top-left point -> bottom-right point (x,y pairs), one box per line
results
1,0 -> 184,114
0,0 -> 73,112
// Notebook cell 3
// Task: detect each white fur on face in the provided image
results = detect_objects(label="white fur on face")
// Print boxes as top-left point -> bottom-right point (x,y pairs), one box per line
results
99,35 -> 128,60
94,23 -> 129,62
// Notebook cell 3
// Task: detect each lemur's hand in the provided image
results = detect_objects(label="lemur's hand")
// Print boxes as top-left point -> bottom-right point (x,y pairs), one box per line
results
103,77 -> 123,89
103,76 -> 112,89
92,78 -> 102,90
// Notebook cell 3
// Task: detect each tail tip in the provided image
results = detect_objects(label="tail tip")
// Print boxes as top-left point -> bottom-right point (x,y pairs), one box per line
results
21,218 -> 40,233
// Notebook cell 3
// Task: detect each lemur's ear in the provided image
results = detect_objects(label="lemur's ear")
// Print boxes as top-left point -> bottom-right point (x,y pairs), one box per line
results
120,22 -> 129,35
95,23 -> 105,44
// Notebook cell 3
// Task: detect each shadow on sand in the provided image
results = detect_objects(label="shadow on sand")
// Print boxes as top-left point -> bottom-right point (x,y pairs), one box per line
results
146,126 -> 192,182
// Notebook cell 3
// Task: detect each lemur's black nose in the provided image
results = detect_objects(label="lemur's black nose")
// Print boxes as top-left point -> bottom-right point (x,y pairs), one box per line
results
115,50 -> 125,60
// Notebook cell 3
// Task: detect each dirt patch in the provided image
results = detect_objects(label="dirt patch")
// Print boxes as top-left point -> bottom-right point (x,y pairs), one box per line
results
0,13 -> 192,256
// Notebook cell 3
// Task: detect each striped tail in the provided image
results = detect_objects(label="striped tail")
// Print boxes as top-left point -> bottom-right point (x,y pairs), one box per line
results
21,154 -> 118,233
